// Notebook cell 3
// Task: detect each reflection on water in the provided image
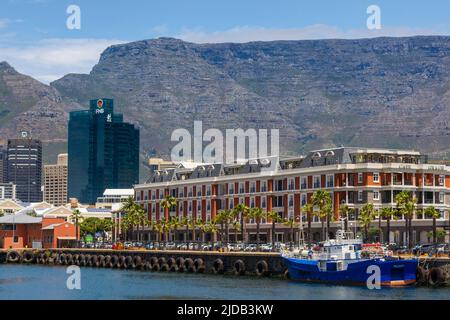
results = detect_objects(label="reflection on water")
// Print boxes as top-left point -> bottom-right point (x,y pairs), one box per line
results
0,264 -> 448,300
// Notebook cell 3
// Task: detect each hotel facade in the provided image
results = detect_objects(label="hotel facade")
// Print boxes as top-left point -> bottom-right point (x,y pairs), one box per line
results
134,147 -> 450,245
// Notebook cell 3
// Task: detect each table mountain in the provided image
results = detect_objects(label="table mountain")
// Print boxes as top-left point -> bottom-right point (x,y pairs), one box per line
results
51,36 -> 450,159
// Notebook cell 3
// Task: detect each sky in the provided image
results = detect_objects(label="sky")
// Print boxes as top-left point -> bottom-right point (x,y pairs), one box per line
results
1,0 -> 450,83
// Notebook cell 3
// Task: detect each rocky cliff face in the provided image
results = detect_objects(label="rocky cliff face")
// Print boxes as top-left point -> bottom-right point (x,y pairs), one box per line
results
51,36 -> 450,158
2,36 -> 450,160
0,61 -> 79,144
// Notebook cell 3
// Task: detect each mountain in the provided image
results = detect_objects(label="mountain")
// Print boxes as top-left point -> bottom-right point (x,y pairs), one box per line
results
0,61 -> 81,162
50,36 -> 450,159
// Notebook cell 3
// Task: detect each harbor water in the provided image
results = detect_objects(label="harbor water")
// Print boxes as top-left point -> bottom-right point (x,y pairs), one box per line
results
0,264 -> 449,300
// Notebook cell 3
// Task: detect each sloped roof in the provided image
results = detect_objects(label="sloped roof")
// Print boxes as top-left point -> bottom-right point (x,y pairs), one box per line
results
0,213 -> 42,224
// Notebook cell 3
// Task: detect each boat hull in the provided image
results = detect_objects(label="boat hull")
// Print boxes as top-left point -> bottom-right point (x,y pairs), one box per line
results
283,257 -> 418,287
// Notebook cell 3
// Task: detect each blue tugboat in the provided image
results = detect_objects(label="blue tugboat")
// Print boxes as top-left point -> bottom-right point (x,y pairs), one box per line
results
282,228 -> 418,287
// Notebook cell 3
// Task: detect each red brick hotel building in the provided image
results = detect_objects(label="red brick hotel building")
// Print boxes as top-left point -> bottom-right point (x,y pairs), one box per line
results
134,147 -> 450,245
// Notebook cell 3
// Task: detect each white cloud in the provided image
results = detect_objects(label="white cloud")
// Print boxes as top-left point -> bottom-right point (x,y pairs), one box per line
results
176,24 -> 447,43
0,38 -> 126,83
0,19 -> 9,29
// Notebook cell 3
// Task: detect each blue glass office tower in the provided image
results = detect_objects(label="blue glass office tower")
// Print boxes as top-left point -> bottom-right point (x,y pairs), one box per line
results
68,99 -> 139,204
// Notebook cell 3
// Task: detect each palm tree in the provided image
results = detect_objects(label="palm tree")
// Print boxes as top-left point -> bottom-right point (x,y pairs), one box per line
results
70,209 -> 83,246
302,203 -> 314,245
217,209 -> 233,244
359,203 -> 376,242
233,203 -> 250,243
231,220 -> 241,243
266,211 -> 282,250
195,218 -> 204,245
395,191 -> 416,249
249,207 -> 266,249
161,195 -> 177,220
181,216 -> 190,242
284,217 -> 298,248
154,220 -> 164,245
159,218 -> 170,247
424,206 -> 440,244
311,190 -> 332,240
339,203 -> 354,232
169,216 -> 181,242
380,207 -> 394,244
145,219 -> 155,244
133,204 -> 147,242
206,220 -> 219,247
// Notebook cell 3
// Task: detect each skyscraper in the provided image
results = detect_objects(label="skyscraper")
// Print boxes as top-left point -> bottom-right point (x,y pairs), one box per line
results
68,99 -> 139,204
7,137 -> 43,203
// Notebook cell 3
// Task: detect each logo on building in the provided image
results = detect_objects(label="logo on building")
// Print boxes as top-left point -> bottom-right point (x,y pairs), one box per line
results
95,99 -> 105,114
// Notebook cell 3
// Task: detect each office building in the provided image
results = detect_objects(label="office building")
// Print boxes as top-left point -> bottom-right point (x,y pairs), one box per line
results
7,138 -> 42,203
68,98 -> 139,204
44,153 -> 68,206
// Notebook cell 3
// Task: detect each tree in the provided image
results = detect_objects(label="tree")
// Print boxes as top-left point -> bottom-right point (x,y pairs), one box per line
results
161,195 -> 177,220
181,216 -> 190,242
266,211 -> 282,250
380,207 -> 394,244
284,217 -> 298,248
217,210 -> 233,244
70,209 -> 83,246
311,190 -> 332,240
339,203 -> 354,233
424,206 -> 441,244
249,207 -> 265,249
359,203 -> 376,242
233,203 -> 250,243
395,191 -> 416,249
154,220 -> 164,245
302,203 -> 314,245
133,204 -> 147,242
169,216 -> 181,242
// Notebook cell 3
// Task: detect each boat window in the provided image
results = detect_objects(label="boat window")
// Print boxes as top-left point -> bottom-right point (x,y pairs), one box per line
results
348,246 -> 353,250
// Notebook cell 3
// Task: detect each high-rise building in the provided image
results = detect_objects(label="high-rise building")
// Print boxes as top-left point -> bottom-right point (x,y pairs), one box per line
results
44,153 -> 68,206
7,138 -> 43,203
68,98 -> 139,204
0,146 -> 8,183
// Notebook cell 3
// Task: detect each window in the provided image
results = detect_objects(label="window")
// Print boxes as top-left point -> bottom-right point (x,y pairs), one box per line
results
288,195 -> 294,207
229,201 -> 234,209
373,172 -> 379,183
439,192 -> 444,204
197,202 -> 201,211
179,187 -> 184,198
275,179 -> 283,191
373,191 -> 380,201
261,181 -> 267,192
262,196 -> 266,208
228,184 -> 234,195
358,191 -> 363,202
249,181 -> 256,193
197,187 -> 202,197
439,175 -> 445,186
250,197 -> 255,208
206,185 -> 211,196
207,200 -> 211,211
151,191 -> 155,200
326,175 -> 334,188
300,177 -> 307,189
188,201 -> 192,212
301,194 -> 307,206
288,178 -> 295,190
188,186 -> 193,197
313,176 -> 321,188
358,173 -> 363,184
239,182 -> 245,194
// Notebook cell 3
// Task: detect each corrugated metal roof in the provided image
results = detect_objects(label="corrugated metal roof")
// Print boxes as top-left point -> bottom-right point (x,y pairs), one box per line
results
0,213 -> 42,224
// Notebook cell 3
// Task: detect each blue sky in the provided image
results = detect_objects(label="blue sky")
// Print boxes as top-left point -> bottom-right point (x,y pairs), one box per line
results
1,0 -> 450,83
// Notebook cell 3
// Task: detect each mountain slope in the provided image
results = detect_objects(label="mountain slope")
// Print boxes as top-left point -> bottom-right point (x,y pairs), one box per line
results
50,36 -> 450,158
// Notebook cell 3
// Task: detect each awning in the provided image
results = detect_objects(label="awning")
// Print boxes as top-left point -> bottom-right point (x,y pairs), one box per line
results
57,237 -> 77,240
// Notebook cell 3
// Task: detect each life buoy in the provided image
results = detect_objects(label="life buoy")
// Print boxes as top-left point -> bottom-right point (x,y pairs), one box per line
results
212,259 -> 224,274
255,260 -> 269,277
194,258 -> 205,273
184,258 -> 195,272
133,256 -> 143,269
22,251 -> 34,264
6,250 -> 20,263
416,266 -> 427,286
428,267 -> 446,287
234,259 -> 245,276
176,257 -> 185,272
125,256 -> 133,269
